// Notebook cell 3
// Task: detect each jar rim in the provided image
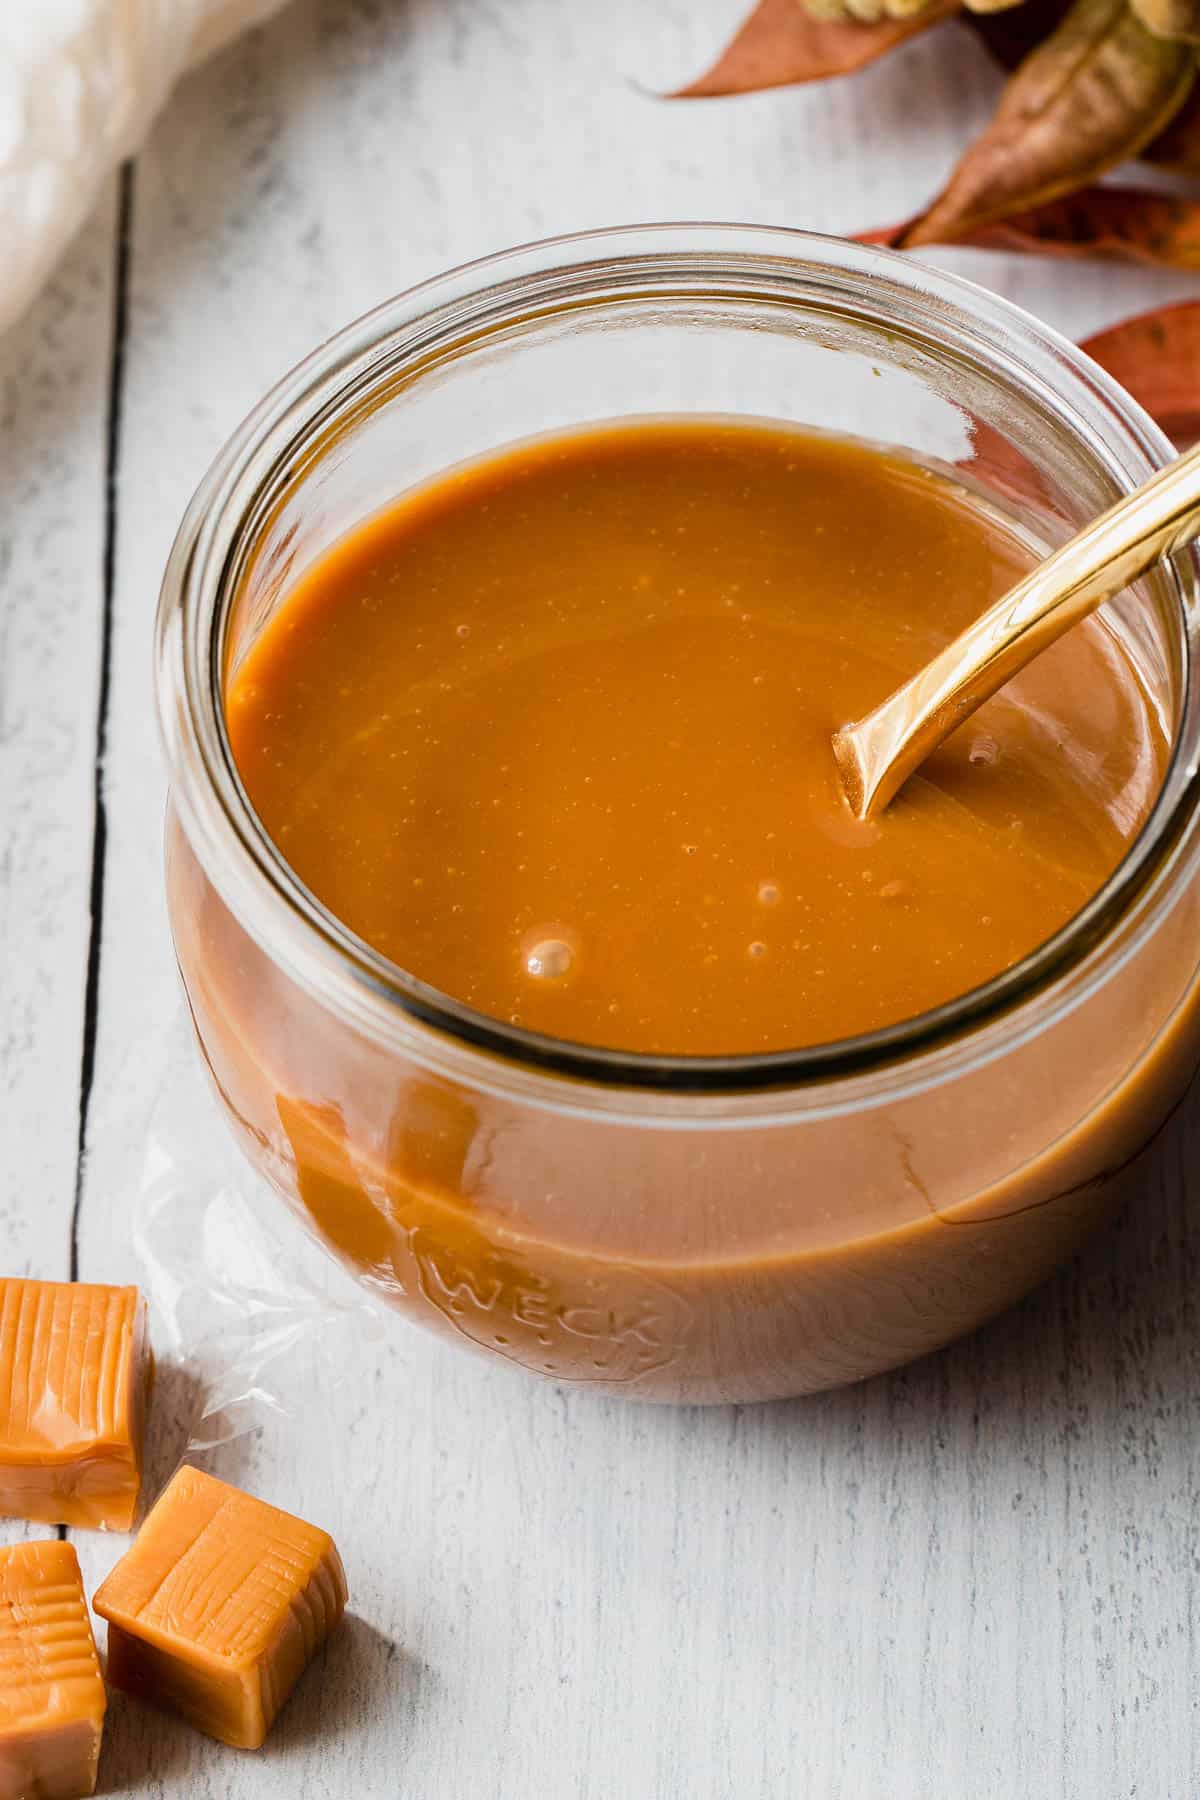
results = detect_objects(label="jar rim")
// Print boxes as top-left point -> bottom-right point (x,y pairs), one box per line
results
155,222 -> 1200,1119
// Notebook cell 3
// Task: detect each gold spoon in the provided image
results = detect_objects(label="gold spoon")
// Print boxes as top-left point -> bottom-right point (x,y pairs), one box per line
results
833,440 -> 1200,821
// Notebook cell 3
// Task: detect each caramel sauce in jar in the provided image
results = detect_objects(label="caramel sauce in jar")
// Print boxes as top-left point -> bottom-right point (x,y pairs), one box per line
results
165,419 -> 1200,1401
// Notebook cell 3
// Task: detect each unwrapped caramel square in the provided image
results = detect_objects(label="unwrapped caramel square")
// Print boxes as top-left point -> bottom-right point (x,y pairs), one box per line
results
0,1540 -> 106,1799
94,1466 -> 346,1749
0,1280 -> 148,1531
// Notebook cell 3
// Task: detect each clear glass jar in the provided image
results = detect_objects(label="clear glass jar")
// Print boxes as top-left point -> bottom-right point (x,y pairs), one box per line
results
156,226 -> 1200,1403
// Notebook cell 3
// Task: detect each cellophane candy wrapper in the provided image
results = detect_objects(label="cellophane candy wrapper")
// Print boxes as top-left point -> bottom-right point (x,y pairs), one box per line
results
108,1013 -> 384,1477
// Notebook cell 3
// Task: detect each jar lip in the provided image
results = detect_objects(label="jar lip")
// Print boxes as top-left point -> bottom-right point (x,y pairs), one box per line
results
156,221 -> 1200,1112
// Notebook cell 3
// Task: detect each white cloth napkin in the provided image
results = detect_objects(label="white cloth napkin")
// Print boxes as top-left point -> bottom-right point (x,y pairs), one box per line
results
1,0 -> 291,337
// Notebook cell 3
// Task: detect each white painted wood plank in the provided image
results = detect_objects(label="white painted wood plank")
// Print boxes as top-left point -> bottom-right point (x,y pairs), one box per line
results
60,1 -> 1200,1795
0,192 -> 115,1280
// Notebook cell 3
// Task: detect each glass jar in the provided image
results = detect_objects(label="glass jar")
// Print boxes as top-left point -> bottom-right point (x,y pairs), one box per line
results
156,226 -> 1200,1404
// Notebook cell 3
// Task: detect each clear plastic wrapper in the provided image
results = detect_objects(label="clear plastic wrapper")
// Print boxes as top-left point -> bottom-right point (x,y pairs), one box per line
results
107,1013 -> 383,1468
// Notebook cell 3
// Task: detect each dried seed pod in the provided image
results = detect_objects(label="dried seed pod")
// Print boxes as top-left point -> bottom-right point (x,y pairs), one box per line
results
807,0 -> 939,18
1131,0 -> 1200,39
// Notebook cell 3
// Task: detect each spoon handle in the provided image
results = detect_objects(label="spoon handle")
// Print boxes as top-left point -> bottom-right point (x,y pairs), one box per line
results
833,439 -> 1200,822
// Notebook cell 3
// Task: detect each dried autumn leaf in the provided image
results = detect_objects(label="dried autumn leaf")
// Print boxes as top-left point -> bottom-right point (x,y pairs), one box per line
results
1081,301 -> 1200,445
899,0 -> 1195,246
1144,78 -> 1200,161
672,0 -> 954,96
861,184 -> 1200,265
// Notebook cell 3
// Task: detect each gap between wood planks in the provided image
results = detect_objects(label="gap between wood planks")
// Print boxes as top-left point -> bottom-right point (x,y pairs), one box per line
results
66,160 -> 136,1359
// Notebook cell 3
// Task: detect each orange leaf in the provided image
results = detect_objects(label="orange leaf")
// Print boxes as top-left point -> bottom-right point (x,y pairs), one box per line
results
1081,300 -> 1200,446
899,0 -> 1194,246
671,0 -> 954,97
861,185 -> 1200,266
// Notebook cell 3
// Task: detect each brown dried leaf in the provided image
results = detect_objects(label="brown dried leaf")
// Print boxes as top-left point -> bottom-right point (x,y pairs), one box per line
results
1081,300 -> 1200,445
671,0 -> 954,96
1143,75 -> 1200,162
899,0 -> 1195,246
860,184 -> 1200,265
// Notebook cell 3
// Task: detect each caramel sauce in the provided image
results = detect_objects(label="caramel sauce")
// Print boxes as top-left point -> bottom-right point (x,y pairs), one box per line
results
228,420 -> 1165,1054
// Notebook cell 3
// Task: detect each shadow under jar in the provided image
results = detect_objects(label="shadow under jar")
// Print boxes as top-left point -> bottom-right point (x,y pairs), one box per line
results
157,227 -> 1200,1405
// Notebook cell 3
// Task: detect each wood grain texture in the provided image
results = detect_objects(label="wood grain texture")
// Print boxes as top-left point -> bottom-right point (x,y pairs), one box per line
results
2,0 -> 1199,1793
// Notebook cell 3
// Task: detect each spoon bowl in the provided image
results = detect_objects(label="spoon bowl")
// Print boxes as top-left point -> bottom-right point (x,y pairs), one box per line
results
833,439 -> 1200,820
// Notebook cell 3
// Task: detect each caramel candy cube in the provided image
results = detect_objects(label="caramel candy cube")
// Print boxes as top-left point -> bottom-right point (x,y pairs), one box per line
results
94,1466 -> 346,1749
0,1540 -> 106,1799
0,1281 -> 148,1531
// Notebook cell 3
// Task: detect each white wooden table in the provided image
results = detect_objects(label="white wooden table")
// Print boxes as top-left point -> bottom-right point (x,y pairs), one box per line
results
5,2 -> 1200,1793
